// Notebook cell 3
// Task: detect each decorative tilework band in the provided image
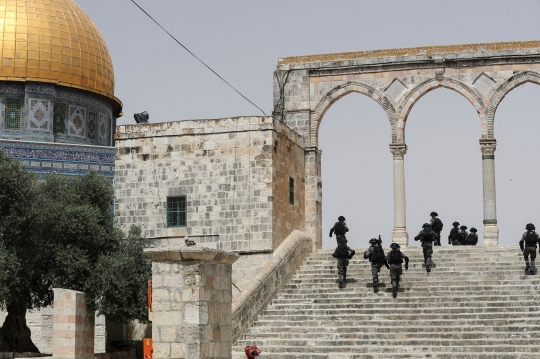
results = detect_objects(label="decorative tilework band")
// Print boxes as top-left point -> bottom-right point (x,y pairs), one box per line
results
483,219 -> 497,224
482,155 -> 495,160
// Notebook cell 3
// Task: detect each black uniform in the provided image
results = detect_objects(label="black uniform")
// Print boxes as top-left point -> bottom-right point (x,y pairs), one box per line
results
519,230 -> 540,274
448,226 -> 460,245
329,221 -> 349,243
333,242 -> 355,288
458,228 -> 468,245
466,232 -> 478,245
414,227 -> 435,271
384,248 -> 409,298
364,243 -> 386,292
430,217 -> 443,246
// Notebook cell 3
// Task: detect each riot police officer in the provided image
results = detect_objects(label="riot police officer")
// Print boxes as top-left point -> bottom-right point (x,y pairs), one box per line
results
448,221 -> 460,245
430,212 -> 443,246
332,237 -> 355,288
364,237 -> 386,293
466,227 -> 478,245
519,223 -> 540,275
414,223 -> 436,272
329,216 -> 349,244
384,243 -> 409,298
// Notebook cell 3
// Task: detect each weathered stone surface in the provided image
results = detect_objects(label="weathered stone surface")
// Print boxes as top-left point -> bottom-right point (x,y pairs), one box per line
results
148,246 -> 238,359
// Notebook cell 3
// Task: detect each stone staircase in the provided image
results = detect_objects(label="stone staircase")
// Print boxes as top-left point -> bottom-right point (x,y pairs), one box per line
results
232,245 -> 540,359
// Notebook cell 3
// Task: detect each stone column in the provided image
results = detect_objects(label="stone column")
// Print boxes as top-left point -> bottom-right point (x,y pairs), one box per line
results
390,144 -> 409,246
480,139 -> 499,246
304,147 -> 322,250
144,246 -> 239,359
52,288 -> 94,359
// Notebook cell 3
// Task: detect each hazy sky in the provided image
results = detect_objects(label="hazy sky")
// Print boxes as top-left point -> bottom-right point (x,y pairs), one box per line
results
77,0 -> 540,248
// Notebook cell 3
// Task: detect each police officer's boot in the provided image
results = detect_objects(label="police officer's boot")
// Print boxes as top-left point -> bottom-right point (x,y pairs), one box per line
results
373,277 -> 379,293
344,267 -> 347,283
525,261 -> 530,272
338,270 -> 344,288
392,286 -> 398,298
530,260 -> 536,275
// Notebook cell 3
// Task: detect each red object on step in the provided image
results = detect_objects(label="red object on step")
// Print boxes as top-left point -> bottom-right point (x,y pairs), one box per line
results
143,338 -> 152,359
244,345 -> 261,359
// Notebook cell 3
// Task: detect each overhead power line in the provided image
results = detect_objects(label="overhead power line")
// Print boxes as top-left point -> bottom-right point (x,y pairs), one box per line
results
129,0 -> 267,116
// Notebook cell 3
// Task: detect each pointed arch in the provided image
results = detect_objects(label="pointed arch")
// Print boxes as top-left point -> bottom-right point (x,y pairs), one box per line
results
486,70 -> 540,138
397,78 -> 487,141
310,82 -> 398,147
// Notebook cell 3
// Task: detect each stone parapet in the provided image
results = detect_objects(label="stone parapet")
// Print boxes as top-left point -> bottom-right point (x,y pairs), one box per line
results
52,289 -> 94,359
231,230 -> 312,343
144,246 -> 239,359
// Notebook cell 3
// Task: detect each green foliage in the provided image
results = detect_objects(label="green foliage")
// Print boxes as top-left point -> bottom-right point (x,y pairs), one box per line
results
0,150 -> 153,324
86,226 -> 153,323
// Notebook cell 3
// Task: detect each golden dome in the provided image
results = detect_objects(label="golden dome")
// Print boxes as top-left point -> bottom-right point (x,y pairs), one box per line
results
0,0 -> 121,112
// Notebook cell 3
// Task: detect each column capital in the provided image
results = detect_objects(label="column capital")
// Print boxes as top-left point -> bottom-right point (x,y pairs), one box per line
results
389,144 -> 408,159
479,138 -> 497,156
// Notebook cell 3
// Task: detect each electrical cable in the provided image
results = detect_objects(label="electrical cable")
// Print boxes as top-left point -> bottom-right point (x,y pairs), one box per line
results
129,0 -> 267,116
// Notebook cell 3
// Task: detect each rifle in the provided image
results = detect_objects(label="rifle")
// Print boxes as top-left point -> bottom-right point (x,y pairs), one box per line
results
378,235 -> 382,245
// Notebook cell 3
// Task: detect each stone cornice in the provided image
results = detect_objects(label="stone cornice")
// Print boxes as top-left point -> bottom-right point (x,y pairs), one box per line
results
144,246 -> 239,264
278,40 -> 540,69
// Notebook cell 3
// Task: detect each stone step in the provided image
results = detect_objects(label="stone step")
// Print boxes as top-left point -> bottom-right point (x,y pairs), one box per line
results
262,306 -> 540,316
245,325 -> 540,337
232,343 -> 540,354
232,353 -> 538,359
278,285 -> 540,294
272,293 -> 537,302
267,300 -> 540,310
287,279 -> 537,286
235,337 -> 540,348
255,311 -> 540,323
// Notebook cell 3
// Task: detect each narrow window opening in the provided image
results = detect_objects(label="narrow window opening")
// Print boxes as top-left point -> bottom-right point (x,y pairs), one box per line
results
274,141 -> 278,154
289,177 -> 294,205
167,196 -> 187,227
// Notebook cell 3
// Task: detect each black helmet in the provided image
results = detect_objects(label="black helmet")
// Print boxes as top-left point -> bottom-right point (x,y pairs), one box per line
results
422,223 -> 431,228
390,242 -> 400,249
430,212 -> 438,217
453,221 -> 460,226
526,223 -> 535,231
470,227 -> 477,233
369,238 -> 378,245
460,225 -> 467,230
338,216 -> 346,221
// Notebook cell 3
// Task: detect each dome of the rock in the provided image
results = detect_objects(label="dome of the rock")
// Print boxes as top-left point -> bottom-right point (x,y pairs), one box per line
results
0,0 -> 120,178
0,0 -> 121,110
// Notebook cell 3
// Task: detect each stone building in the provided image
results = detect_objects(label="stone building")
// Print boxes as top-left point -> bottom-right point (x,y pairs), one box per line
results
0,0 -> 121,178
114,117 -> 307,294
0,0 -> 122,352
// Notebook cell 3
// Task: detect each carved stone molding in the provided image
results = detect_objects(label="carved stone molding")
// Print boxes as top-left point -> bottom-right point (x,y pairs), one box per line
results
389,144 -> 408,159
480,139 -> 497,156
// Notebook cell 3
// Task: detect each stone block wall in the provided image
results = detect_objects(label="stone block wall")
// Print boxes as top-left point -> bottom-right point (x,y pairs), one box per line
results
115,117 -> 306,293
52,288 -> 94,359
271,127 -> 305,249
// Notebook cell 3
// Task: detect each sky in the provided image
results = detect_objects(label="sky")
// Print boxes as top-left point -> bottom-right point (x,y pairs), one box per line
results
76,0 -> 540,248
